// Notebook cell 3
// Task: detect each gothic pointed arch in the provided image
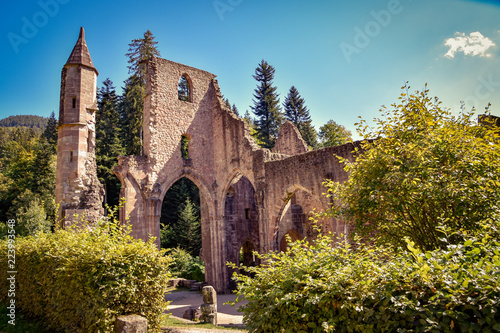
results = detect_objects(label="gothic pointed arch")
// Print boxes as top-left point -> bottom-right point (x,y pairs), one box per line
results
273,185 -> 327,251
223,172 -> 260,291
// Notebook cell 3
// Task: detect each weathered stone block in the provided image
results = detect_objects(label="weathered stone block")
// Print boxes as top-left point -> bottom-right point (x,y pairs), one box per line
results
200,303 -> 216,314
182,279 -> 197,289
114,314 -> 147,333
200,303 -> 217,325
202,285 -> 217,304
183,306 -> 202,321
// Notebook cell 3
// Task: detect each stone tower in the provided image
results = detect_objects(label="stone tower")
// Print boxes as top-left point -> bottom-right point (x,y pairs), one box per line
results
55,27 -> 104,226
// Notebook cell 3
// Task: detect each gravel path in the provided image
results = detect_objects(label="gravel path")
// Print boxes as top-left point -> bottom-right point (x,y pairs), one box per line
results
165,289 -> 248,328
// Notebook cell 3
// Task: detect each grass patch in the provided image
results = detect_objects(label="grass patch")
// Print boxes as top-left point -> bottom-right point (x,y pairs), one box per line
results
161,314 -> 246,331
0,302 -> 56,333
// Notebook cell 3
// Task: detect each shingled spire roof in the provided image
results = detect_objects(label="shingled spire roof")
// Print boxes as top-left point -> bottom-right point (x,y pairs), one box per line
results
66,27 -> 98,74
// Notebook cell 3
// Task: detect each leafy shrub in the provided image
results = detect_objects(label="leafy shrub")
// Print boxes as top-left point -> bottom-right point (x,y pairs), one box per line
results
326,85 -> 500,251
0,212 -> 171,332
12,196 -> 52,236
231,227 -> 500,332
167,247 -> 205,282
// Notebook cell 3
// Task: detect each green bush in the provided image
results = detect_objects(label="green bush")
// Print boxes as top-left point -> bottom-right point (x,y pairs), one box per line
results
167,247 -> 205,282
0,214 -> 171,332
230,227 -> 500,332
327,85 -> 500,251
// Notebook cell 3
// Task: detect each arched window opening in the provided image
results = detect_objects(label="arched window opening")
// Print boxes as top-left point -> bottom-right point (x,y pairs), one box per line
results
239,240 -> 256,267
178,75 -> 191,102
181,134 -> 190,160
224,174 -> 260,290
226,186 -> 235,198
161,178 -> 201,252
279,229 -> 302,252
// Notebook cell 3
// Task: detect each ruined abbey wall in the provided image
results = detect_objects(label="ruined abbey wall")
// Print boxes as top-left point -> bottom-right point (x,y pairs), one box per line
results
57,29 -> 357,293
112,57 -> 358,292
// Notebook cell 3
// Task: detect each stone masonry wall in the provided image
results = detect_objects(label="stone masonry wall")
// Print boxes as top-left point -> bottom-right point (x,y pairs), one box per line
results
111,55 -> 357,292
56,60 -> 104,225
271,121 -> 309,155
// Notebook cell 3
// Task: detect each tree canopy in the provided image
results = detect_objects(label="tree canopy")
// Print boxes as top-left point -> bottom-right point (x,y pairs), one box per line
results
318,119 -> 352,148
125,29 -> 161,82
326,84 -> 500,251
96,78 -> 125,207
0,115 -> 48,130
121,30 -> 161,156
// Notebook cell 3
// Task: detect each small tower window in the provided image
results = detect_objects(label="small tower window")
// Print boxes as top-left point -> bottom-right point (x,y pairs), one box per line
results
245,208 -> 250,220
181,134 -> 190,159
72,97 -> 76,108
178,75 -> 191,102
87,130 -> 93,153
69,150 -> 73,162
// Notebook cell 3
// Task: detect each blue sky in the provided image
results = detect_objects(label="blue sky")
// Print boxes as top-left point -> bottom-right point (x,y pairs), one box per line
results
1,0 -> 500,139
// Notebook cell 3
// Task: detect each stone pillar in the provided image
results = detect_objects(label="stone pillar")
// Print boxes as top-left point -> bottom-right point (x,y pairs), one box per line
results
200,286 -> 217,325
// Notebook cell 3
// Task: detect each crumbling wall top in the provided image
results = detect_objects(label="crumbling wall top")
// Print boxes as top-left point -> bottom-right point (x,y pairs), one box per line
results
271,121 -> 309,156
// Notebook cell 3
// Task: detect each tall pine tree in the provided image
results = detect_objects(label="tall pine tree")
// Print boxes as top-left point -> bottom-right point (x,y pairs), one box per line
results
251,60 -> 283,148
120,75 -> 144,155
121,30 -> 161,156
283,86 -> 318,148
97,78 -> 125,207
125,30 -> 161,83
160,178 -> 202,256
42,111 -> 58,151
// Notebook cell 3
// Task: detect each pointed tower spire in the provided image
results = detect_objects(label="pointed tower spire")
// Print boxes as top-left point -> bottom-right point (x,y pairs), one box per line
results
65,27 -> 98,74
56,27 -> 104,226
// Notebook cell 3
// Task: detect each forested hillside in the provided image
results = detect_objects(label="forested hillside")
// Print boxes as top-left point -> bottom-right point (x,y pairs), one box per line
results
0,118 -> 57,236
0,115 -> 48,131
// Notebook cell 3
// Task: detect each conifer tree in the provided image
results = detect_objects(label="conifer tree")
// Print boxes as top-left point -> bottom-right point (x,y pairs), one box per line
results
42,111 -> 58,151
176,198 -> 202,256
232,104 -> 239,117
243,110 -> 253,125
160,178 -> 202,256
120,75 -> 144,155
251,60 -> 283,148
125,30 -> 161,84
121,30 -> 161,156
97,78 -> 125,207
283,86 -> 318,148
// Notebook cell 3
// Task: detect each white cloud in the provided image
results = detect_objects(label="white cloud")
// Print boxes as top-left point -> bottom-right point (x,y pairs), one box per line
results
444,31 -> 495,58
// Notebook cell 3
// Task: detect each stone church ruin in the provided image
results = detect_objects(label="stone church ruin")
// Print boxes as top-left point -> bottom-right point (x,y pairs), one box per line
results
56,28 -> 358,292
